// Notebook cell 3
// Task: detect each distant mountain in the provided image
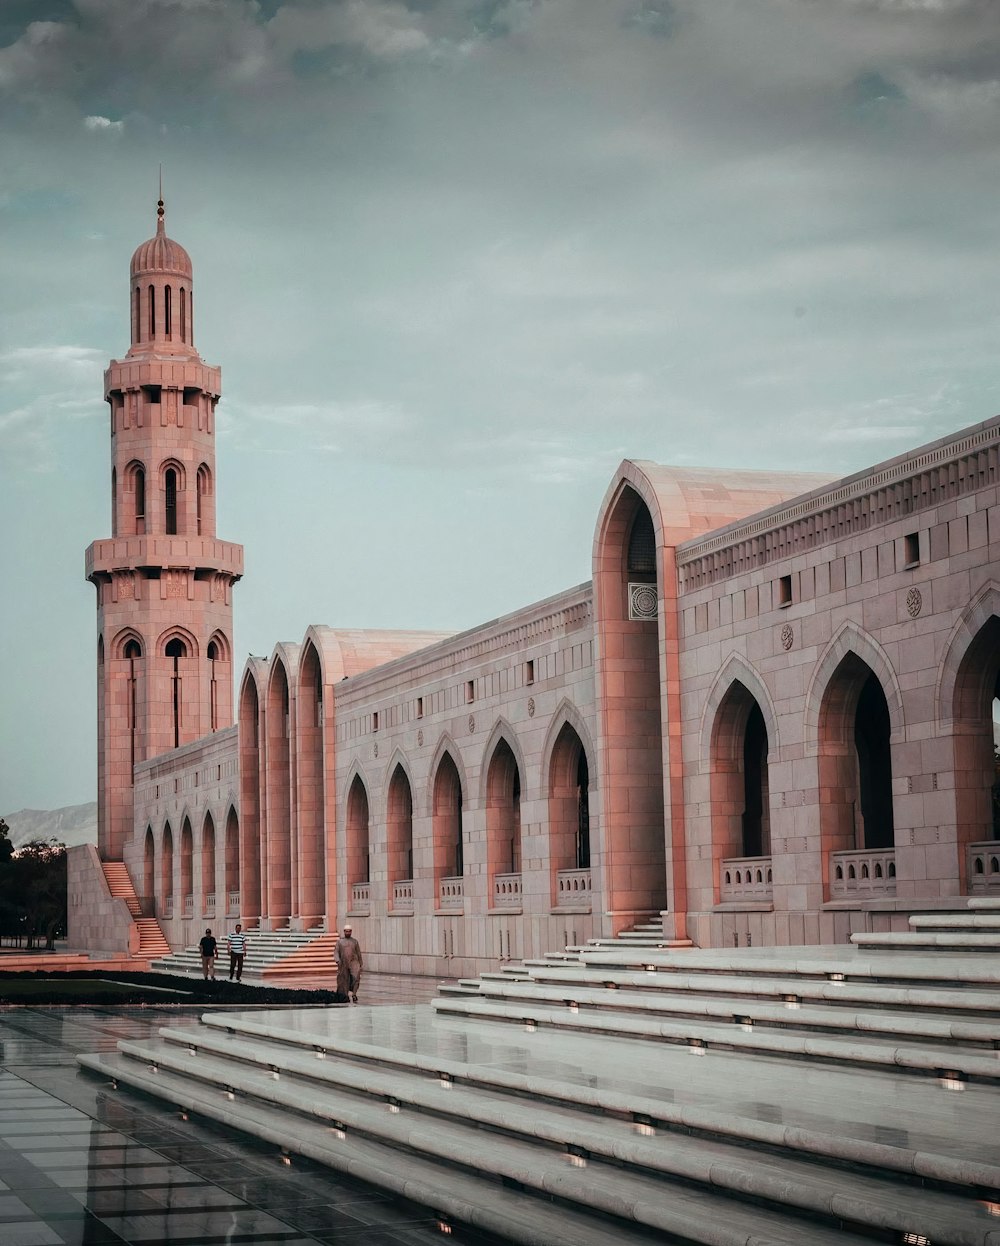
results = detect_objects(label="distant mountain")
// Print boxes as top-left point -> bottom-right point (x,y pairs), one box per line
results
2,803 -> 98,851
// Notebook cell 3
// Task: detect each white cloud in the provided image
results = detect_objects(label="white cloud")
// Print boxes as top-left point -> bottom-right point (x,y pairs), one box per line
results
83,114 -> 123,132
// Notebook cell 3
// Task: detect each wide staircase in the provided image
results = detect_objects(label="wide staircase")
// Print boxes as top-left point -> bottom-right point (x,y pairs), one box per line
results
101,861 -> 170,959
80,902 -> 1000,1245
151,925 -> 335,981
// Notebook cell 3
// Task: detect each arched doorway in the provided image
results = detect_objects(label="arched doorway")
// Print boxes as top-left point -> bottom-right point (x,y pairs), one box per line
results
296,643 -> 326,924
433,752 -> 464,905
180,818 -> 193,916
486,739 -> 522,904
224,807 -> 240,918
709,681 -> 772,902
950,614 -> 1000,890
161,822 -> 174,917
143,826 -> 154,901
386,765 -> 414,910
238,672 -> 262,922
548,722 -> 592,907
201,811 -> 216,915
266,661 -> 292,924
346,775 -> 371,909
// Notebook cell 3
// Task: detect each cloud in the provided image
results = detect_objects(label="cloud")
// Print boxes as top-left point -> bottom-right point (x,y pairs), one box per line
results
83,114 -> 123,132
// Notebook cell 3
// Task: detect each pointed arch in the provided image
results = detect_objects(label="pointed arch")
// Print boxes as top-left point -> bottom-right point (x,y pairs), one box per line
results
265,654 -> 294,923
156,625 -> 199,659
295,638 -> 326,922
700,653 -> 780,768
540,698 -> 597,787
484,728 -> 523,890
426,733 -> 470,818
238,660 -> 265,922
180,816 -> 194,914
345,770 -> 371,891
201,810 -> 216,912
143,825 -> 155,900
111,628 -> 146,661
224,804 -> 240,917
804,621 -> 904,752
478,719 -> 528,804
386,756 -> 414,902
161,820 -> 174,907
936,583 -> 1000,728
432,746 -> 466,888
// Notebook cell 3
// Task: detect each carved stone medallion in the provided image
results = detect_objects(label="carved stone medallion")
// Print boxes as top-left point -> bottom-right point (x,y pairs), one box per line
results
527,696 -> 536,718
780,623 -> 794,651
906,587 -> 922,618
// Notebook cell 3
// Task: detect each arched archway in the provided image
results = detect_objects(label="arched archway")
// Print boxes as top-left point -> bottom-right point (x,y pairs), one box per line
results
593,480 -> 667,925
296,643 -> 326,923
180,818 -> 193,916
486,738 -> 522,899
143,826 -> 154,901
201,811 -> 216,914
433,752 -> 464,901
386,763 -> 414,909
948,612 -> 1000,887
266,660 -> 292,924
708,680 -> 772,901
346,774 -> 371,903
548,721 -> 592,907
238,670 -> 262,922
224,806 -> 241,917
817,654 -> 896,895
161,822 -> 174,915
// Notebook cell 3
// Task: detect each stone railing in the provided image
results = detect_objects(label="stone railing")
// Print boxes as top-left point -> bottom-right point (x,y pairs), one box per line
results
227,890 -> 240,916
204,893 -> 216,917
392,879 -> 414,913
439,876 -> 464,909
182,894 -> 194,918
350,882 -> 371,914
968,842 -> 1000,892
720,857 -> 773,903
829,849 -> 896,898
556,868 -> 592,909
493,873 -> 522,908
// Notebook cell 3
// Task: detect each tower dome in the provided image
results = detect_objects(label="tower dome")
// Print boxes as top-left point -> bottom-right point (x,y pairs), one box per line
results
130,198 -> 192,279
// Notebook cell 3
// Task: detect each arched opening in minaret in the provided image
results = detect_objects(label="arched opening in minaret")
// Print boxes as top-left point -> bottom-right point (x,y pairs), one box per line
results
133,286 -> 140,343
134,466 -> 146,535
346,775 -> 371,901
180,818 -> 193,916
164,285 -> 172,339
197,464 -> 211,537
111,468 -> 117,535
387,764 -> 413,908
296,642 -> 325,925
486,738 -> 522,898
547,720 -> 593,905
165,637 -> 187,749
165,468 -> 178,535
123,638 -> 142,771
180,287 -> 187,342
201,811 -> 216,914
224,806 -> 240,917
161,822 -> 174,914
433,752 -> 464,896
148,283 -> 155,338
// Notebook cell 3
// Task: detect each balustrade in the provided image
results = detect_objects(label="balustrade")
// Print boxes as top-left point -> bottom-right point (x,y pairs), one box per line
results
493,872 -> 522,908
163,896 -> 174,919
204,893 -> 216,917
968,842 -> 1000,893
392,879 -> 414,913
350,882 -> 371,914
556,868 -> 592,909
829,848 -> 896,898
182,894 -> 194,918
227,890 -> 240,916
720,856 -> 773,903
439,876 -> 464,908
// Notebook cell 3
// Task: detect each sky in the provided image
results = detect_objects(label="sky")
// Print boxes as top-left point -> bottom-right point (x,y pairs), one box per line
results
2,0 -> 1000,813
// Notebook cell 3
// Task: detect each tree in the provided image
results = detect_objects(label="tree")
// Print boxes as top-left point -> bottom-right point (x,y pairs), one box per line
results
0,839 -> 66,950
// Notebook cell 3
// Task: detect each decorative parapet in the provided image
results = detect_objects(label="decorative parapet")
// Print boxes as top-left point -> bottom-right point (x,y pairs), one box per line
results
227,890 -> 240,916
968,842 -> 1000,892
720,857 -> 772,903
556,868 -> 592,910
676,418 -> 1000,593
829,849 -> 896,898
493,873 -> 522,908
350,883 -> 371,914
439,877 -> 464,909
392,880 -> 414,913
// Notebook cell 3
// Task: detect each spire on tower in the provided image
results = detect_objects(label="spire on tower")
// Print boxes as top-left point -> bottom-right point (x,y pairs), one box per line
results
157,165 -> 165,235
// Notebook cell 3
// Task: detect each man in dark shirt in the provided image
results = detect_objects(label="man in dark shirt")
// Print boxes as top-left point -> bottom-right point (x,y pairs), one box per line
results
199,928 -> 217,980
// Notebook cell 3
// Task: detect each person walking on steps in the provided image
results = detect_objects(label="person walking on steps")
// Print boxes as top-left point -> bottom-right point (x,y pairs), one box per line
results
334,924 -> 363,1003
199,928 -> 217,980
227,923 -> 248,982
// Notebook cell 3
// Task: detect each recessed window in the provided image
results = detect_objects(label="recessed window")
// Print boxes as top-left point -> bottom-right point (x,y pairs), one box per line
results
904,531 -> 920,567
465,680 -> 475,704
373,711 -> 379,733
525,660 -> 535,686
778,575 -> 792,608
416,696 -> 424,719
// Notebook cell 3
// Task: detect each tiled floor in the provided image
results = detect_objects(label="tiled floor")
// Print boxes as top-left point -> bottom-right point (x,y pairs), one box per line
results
0,987 -> 500,1246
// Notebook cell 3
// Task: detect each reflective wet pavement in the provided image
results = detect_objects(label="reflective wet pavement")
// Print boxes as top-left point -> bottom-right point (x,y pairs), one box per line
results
0,1003 -> 499,1245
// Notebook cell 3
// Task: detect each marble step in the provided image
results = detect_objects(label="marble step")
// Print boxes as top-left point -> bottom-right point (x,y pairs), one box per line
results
432,995 -> 1000,1083
78,1037 -> 947,1246
503,964 -> 1000,1017
852,931 -> 1000,953
910,913 -> 1000,930
78,1053 -> 655,1246
968,897 -> 1000,909
438,978 -> 1000,1047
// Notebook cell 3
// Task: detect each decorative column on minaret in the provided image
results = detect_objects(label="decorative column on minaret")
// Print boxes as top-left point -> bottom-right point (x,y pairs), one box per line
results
86,198 -> 243,863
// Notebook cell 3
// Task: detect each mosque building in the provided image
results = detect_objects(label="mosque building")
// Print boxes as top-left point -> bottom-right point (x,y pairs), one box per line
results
67,204 -> 1000,975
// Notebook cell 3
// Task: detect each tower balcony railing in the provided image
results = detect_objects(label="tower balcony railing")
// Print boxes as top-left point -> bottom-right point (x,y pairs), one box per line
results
439,877 -> 464,909
556,868 -> 592,910
493,873 -> 522,908
968,842 -> 1000,892
391,880 -> 414,913
829,849 -> 896,898
350,883 -> 371,914
720,856 -> 773,903
227,890 -> 240,916
86,535 -> 243,579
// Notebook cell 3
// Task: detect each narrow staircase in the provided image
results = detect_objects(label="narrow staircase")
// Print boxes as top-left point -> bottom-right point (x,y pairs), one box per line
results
151,925 -> 333,981
100,861 -> 170,959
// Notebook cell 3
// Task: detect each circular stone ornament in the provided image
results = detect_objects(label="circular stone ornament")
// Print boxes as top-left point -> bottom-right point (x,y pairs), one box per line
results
906,587 -> 922,618
780,623 -> 794,651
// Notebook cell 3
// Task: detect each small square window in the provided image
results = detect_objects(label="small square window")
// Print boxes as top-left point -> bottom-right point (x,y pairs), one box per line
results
904,532 -> 920,567
778,575 -> 792,608
416,696 -> 424,719
465,680 -> 475,704
525,659 -> 535,686
372,711 -> 379,733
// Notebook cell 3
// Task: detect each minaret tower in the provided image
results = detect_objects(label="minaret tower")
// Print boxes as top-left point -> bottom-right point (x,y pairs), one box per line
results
86,196 -> 243,862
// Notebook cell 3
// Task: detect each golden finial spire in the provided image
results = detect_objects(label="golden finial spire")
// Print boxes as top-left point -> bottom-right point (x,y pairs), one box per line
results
156,164 -> 165,234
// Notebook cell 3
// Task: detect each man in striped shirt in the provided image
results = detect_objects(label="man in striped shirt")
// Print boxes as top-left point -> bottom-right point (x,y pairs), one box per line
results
226,924 -> 248,981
